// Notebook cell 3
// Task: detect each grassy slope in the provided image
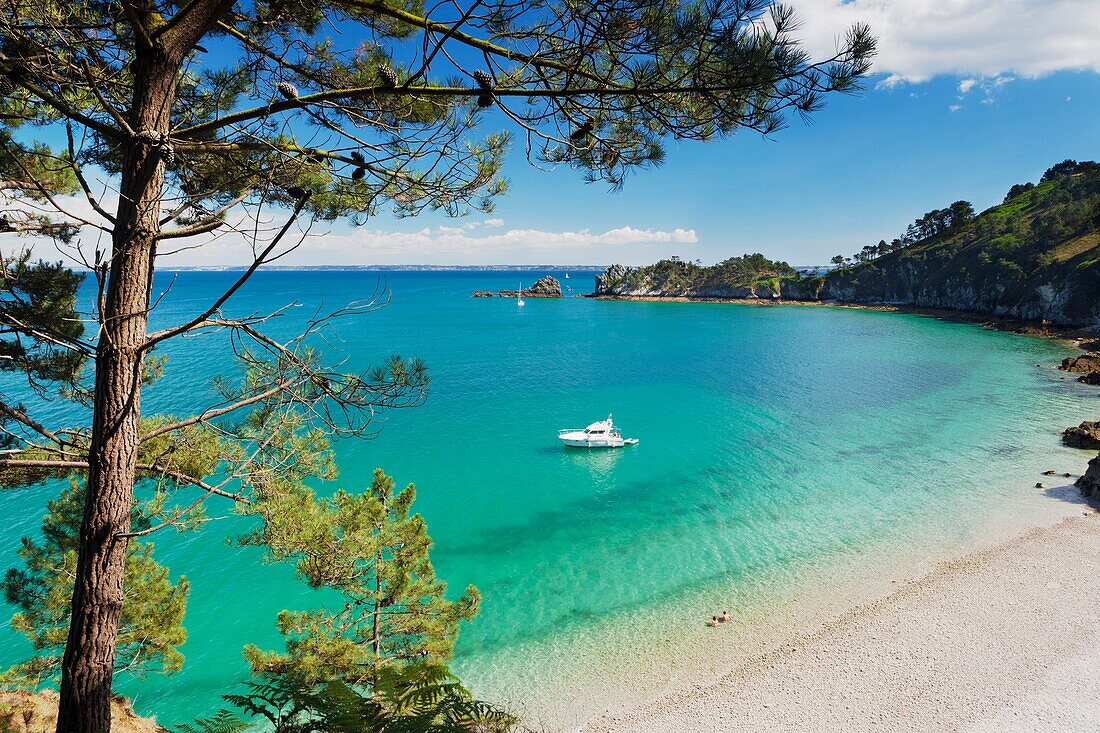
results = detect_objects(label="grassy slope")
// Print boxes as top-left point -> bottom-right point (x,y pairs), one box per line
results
822,166 -> 1100,325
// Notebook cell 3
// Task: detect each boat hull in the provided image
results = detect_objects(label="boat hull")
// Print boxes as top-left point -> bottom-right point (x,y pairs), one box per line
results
559,437 -> 624,448
558,431 -> 625,448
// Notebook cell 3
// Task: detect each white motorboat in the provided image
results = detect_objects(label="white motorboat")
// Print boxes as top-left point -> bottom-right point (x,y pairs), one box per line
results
558,414 -> 638,448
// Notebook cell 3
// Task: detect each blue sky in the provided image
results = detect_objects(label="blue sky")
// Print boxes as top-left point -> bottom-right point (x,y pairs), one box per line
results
478,70 -> 1100,266
237,0 -> 1100,267
11,0 -> 1100,267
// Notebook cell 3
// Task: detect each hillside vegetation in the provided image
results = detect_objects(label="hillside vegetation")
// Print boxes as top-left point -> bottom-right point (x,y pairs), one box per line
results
594,254 -> 797,298
594,161 -> 1100,326
822,160 -> 1100,325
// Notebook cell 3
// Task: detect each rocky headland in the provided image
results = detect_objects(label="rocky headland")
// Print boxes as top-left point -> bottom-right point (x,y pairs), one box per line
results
592,256 -> 796,300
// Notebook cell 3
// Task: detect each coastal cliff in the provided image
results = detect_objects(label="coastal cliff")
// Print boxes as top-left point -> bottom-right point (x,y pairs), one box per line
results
593,161 -> 1100,327
820,162 -> 1100,326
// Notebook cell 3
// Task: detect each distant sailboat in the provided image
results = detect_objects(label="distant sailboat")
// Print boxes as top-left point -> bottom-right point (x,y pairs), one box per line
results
517,281 -> 525,307
565,273 -> 570,279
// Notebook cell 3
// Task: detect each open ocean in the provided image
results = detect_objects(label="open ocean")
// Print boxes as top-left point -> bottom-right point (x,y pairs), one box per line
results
0,269 -> 1094,727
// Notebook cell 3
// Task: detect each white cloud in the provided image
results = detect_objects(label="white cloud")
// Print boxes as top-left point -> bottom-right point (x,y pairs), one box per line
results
314,225 -> 698,258
949,73 -> 1015,109
789,0 -> 1100,83
4,203 -> 697,266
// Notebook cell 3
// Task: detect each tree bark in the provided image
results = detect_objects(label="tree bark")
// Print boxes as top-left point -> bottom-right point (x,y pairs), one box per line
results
55,49 -> 178,733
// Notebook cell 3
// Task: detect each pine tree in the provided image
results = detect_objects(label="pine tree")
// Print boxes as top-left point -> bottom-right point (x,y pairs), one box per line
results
0,2 -> 875,728
2,480 -> 188,688
242,469 -> 479,685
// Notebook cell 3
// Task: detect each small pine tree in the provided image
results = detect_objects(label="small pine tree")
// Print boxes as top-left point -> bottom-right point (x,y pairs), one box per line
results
242,469 -> 479,685
2,480 -> 189,688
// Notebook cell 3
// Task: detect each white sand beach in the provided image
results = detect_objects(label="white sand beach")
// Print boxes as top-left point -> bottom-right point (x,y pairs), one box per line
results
589,508 -> 1100,733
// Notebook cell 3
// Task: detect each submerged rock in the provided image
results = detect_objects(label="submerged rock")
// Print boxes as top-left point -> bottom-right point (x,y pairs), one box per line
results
1076,453 -> 1100,499
471,290 -> 494,298
1063,421 -> 1100,450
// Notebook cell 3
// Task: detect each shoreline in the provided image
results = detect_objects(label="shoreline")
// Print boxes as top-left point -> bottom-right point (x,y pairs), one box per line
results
587,295 -> 1100,346
587,507 -> 1100,733
486,301 -> 1099,733
468,476 -> 1098,733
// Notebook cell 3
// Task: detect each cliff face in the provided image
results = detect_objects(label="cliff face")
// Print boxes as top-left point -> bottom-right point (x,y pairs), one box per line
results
593,163 -> 1100,327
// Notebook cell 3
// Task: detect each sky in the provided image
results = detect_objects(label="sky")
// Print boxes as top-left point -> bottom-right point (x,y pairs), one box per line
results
10,0 -> 1100,267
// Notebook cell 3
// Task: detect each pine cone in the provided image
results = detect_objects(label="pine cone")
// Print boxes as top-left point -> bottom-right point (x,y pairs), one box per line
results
162,144 -> 176,168
351,167 -> 366,181
276,81 -> 299,100
0,76 -> 13,96
477,93 -> 494,108
570,120 -> 594,141
350,151 -> 366,165
377,65 -> 398,89
472,70 -> 493,89
134,130 -> 166,146
286,185 -> 308,199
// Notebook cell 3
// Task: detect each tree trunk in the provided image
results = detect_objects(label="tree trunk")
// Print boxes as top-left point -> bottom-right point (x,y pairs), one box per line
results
55,50 -> 178,733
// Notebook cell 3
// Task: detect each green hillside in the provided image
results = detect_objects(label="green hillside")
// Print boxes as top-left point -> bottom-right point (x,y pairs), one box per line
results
822,160 -> 1100,325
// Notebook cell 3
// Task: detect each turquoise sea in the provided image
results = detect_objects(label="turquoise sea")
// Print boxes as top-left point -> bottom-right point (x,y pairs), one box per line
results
0,270 -> 1095,727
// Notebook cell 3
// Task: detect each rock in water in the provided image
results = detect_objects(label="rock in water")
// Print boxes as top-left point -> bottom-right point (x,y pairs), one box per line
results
1063,421 -> 1100,450
1078,372 -> 1100,385
473,275 -> 563,298
525,275 -> 563,297
1076,453 -> 1100,499
1060,354 -> 1100,373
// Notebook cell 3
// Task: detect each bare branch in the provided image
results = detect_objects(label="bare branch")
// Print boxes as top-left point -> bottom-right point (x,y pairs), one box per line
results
144,193 -> 312,348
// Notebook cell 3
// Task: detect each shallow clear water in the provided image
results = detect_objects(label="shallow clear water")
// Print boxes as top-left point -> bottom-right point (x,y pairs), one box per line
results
0,270 -> 1094,727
